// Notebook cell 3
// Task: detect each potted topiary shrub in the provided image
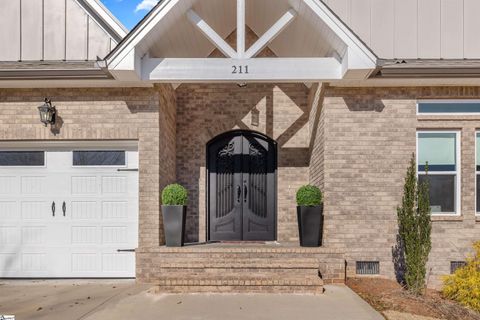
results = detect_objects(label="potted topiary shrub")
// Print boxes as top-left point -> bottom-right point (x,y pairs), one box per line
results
161,184 -> 188,247
296,185 -> 323,247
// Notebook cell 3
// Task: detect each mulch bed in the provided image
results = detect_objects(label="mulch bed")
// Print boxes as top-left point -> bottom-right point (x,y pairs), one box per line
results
346,277 -> 480,320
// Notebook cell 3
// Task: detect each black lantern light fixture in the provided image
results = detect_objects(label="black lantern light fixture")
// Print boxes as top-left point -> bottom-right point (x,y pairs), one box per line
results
38,98 -> 56,127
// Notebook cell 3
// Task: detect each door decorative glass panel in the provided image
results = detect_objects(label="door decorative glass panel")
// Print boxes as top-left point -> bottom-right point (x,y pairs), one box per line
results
207,131 -> 277,241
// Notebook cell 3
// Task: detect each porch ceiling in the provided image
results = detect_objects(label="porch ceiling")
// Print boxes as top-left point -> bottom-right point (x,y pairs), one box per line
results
137,0 -> 347,60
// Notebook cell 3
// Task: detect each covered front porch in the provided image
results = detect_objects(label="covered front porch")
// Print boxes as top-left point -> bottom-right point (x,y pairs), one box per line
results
106,0 -> 376,292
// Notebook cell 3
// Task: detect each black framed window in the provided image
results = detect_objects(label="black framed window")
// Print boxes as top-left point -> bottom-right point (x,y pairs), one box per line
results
73,151 -> 125,166
417,132 -> 459,215
0,151 -> 45,166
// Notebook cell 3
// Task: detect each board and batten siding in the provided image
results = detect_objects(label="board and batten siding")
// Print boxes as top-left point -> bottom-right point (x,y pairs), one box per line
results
325,0 -> 480,59
0,0 -> 118,61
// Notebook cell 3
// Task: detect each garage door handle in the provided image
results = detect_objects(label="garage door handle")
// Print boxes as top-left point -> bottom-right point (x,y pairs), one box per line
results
51,201 -> 56,217
62,201 -> 66,217
117,168 -> 139,172
117,249 -> 135,252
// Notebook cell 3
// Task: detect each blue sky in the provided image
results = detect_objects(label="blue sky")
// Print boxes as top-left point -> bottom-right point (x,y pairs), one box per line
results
100,0 -> 159,30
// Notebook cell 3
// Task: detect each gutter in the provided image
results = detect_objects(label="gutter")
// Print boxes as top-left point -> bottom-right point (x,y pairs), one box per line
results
373,59 -> 480,79
0,61 -> 113,81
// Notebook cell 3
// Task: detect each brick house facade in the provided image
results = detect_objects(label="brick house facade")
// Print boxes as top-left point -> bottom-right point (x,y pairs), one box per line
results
0,0 -> 479,291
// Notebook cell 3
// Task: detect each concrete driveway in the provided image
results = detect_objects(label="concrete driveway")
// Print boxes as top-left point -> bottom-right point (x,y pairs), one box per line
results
0,280 -> 384,320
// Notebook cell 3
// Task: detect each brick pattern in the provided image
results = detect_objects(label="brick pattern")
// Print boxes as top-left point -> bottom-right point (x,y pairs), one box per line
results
0,85 -> 177,251
137,243 -> 345,293
310,86 -> 480,288
176,83 -> 311,242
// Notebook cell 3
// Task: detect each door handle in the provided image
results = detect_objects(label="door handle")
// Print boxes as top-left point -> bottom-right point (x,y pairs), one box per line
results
244,182 -> 248,202
62,201 -> 66,217
51,201 -> 56,217
237,185 -> 241,203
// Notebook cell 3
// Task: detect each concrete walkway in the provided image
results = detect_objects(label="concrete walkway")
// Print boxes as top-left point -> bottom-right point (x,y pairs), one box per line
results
0,280 -> 384,320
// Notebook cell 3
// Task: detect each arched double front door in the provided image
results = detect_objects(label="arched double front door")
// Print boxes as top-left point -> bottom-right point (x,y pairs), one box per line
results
207,130 -> 277,241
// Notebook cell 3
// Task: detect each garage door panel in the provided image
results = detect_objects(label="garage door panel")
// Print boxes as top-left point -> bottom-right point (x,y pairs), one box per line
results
71,176 -> 98,194
0,201 -> 17,220
0,226 -> 20,245
0,176 -> 18,194
71,253 -> 100,273
21,201 -> 49,220
0,253 -> 20,274
21,253 -> 47,273
21,176 -> 46,194
71,226 -> 99,245
102,201 -> 129,219
102,176 -> 127,194
21,226 -> 47,245
71,201 -> 99,220
102,252 -> 133,274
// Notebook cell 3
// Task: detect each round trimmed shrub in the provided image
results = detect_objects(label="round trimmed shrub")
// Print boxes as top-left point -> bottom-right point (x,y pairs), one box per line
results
162,184 -> 188,206
296,185 -> 323,206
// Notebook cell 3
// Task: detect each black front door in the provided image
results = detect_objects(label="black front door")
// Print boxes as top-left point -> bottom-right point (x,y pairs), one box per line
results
207,130 -> 277,241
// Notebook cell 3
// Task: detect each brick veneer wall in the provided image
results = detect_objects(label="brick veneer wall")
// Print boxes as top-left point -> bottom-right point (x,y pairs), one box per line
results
0,85 -> 177,249
311,85 -> 480,288
176,83 -> 311,242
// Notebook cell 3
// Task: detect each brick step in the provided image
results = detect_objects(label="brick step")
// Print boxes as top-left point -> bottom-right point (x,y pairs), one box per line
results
139,252 -> 341,261
155,284 -> 324,294
147,268 -> 320,279
138,245 -> 343,254
154,276 -> 324,294
142,258 -> 321,269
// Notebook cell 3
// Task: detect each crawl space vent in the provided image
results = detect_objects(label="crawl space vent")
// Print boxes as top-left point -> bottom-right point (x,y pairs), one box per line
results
356,261 -> 380,275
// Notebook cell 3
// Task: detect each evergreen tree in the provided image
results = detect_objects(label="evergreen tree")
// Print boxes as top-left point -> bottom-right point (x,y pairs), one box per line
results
397,154 -> 432,295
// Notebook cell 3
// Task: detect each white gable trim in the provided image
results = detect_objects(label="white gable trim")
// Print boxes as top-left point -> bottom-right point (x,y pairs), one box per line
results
106,0 -> 378,82
107,0 -> 180,69
78,0 -> 128,41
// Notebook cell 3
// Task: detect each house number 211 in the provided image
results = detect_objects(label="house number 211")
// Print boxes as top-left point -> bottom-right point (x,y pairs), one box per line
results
232,65 -> 249,74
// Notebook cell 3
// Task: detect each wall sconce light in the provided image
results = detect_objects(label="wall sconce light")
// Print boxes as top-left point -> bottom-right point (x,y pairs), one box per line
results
38,98 -> 56,127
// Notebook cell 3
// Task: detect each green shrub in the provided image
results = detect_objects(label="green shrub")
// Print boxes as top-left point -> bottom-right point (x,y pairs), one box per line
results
442,241 -> 480,312
296,185 -> 323,206
397,154 -> 432,295
161,184 -> 188,206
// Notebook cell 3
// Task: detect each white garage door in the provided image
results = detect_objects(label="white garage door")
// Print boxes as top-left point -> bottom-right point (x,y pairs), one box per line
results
0,142 -> 138,278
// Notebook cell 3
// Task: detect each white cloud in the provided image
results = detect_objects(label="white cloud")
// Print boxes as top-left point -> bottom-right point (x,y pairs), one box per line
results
135,0 -> 159,12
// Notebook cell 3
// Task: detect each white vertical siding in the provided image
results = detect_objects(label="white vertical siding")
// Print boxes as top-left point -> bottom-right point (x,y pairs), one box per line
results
370,0 -> 394,58
350,0 -> 371,45
44,0 -> 66,60
21,0 -> 44,61
65,0 -> 88,60
0,0 -> 120,61
441,0 -> 463,58
0,0 -> 21,61
464,0 -> 480,58
88,17 -> 111,60
394,0 -> 417,59
418,0 -> 441,59
326,0 -> 480,59
325,0 -> 350,24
